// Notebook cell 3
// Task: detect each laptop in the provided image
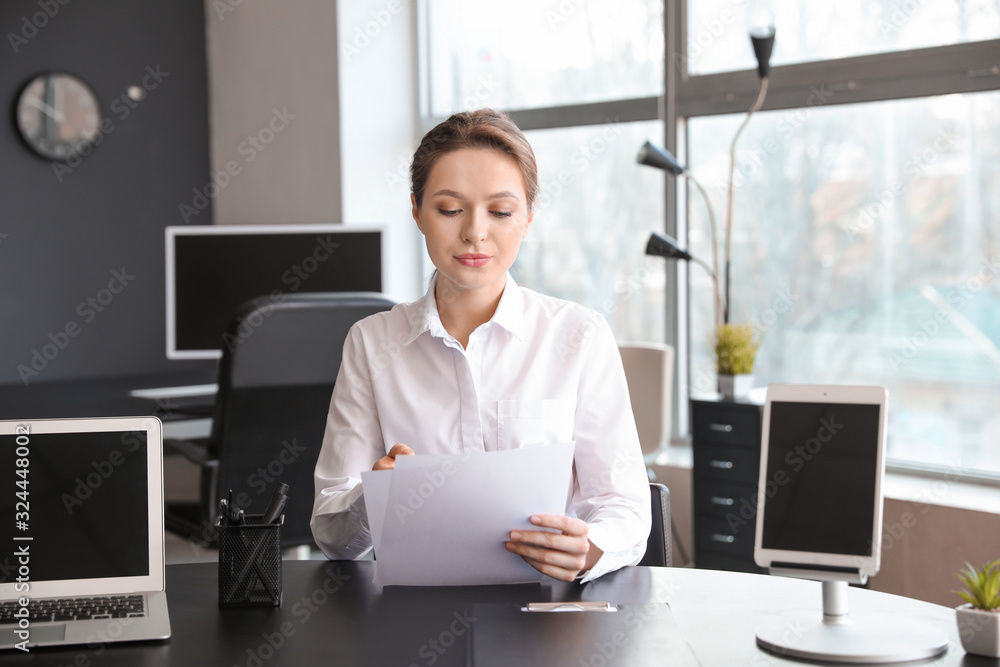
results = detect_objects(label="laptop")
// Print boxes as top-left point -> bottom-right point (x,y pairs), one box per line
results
0,417 -> 171,651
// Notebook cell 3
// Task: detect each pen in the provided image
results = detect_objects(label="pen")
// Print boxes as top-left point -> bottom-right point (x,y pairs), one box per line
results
228,489 -> 244,525
262,482 -> 289,525
522,602 -> 618,612
218,498 -> 229,526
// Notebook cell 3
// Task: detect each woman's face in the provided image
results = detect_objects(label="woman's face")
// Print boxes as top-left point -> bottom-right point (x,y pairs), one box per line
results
412,147 -> 533,301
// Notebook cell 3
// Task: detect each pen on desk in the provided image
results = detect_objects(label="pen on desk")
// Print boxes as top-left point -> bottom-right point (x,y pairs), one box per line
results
262,482 -> 288,525
522,602 -> 618,612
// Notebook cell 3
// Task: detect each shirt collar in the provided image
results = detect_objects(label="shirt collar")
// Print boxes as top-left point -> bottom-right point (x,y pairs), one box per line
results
491,274 -> 525,341
403,272 -> 525,346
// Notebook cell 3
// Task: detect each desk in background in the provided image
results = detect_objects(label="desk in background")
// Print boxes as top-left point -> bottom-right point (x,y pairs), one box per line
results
6,561 -> 979,666
0,373 -> 216,439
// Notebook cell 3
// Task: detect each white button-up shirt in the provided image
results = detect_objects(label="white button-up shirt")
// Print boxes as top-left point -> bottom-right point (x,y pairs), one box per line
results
310,274 -> 651,582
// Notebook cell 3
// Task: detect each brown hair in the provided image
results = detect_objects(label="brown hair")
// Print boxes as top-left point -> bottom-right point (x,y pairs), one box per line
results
410,108 -> 538,212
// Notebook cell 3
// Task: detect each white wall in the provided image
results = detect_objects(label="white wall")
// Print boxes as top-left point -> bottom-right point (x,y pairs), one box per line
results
337,0 -> 424,303
205,0 -> 343,226
204,0 -> 423,302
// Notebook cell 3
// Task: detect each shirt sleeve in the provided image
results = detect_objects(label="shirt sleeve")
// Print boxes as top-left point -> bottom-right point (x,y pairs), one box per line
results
568,313 -> 652,583
310,323 -> 386,560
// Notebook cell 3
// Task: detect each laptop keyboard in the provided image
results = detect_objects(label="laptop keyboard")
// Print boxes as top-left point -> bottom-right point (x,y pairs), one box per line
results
0,595 -> 146,623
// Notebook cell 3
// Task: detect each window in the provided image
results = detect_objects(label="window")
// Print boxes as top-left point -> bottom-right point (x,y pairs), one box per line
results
678,6 -> 1000,477
516,122 -> 666,342
688,91 -> 1000,474
687,0 -> 1000,76
425,0 -> 663,113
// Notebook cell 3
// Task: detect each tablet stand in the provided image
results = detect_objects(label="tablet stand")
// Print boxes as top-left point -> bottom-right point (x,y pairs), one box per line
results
755,577 -> 949,663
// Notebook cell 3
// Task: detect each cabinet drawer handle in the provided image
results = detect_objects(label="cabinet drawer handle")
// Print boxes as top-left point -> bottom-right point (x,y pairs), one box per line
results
710,496 -> 734,506
709,459 -> 734,469
711,534 -> 736,544
709,423 -> 733,432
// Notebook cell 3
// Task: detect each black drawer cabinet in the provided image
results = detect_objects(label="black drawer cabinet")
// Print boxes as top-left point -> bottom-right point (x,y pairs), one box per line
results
691,398 -> 766,573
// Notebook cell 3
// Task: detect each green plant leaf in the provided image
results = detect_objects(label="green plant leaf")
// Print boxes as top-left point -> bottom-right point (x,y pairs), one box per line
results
714,323 -> 761,375
955,590 -> 978,607
954,559 -> 1000,609
986,565 -> 1000,608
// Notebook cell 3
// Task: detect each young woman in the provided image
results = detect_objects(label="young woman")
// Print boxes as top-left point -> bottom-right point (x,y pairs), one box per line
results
310,109 -> 650,582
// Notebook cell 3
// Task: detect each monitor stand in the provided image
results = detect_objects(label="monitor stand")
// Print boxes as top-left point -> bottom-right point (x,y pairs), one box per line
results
755,580 -> 949,663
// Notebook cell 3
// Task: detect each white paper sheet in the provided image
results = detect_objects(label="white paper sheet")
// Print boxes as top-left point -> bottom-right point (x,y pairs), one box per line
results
361,442 -> 575,586
359,469 -> 392,557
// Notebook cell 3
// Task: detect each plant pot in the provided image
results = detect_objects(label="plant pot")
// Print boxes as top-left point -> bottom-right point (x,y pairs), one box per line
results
957,604 -> 1000,657
718,374 -> 754,400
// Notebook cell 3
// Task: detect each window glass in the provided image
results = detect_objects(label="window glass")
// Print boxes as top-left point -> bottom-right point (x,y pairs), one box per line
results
514,121 -> 666,343
687,91 -> 1000,473
686,0 -> 1000,76
426,0 -> 664,115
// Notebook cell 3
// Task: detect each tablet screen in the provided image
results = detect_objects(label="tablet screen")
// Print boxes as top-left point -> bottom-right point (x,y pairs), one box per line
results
760,401 -> 880,557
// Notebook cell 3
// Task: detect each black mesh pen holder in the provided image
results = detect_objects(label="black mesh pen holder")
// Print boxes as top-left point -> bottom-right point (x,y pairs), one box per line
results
217,514 -> 283,607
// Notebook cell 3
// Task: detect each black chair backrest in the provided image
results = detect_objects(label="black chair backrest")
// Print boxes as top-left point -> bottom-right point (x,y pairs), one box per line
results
639,482 -> 672,567
211,292 -> 394,548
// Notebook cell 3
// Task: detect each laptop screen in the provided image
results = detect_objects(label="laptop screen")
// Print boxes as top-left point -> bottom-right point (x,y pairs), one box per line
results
0,430 -> 149,584
759,401 -> 880,557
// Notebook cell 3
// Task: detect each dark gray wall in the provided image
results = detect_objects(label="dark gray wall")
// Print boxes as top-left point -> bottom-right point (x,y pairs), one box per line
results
0,0 -> 213,385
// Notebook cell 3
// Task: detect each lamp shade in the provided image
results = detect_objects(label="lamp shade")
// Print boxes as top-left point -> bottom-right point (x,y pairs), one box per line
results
645,232 -> 693,260
636,141 -> 685,175
747,0 -> 776,78
750,33 -> 775,78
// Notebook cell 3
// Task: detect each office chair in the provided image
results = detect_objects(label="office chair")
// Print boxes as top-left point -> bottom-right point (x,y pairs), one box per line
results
618,343 -> 674,462
618,344 -> 681,566
164,292 -> 394,549
639,482 -> 672,567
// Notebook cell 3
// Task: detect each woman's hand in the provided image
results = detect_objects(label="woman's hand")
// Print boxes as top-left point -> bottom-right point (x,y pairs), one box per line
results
372,443 -> 415,470
505,515 -> 603,582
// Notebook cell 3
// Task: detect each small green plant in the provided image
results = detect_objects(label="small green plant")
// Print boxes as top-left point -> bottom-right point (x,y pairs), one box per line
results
954,559 -> 1000,611
714,323 -> 761,375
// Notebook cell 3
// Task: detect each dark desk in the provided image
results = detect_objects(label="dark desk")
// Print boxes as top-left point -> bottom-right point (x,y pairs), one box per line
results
0,373 -> 217,441
7,561 -> 985,666
0,371 -> 216,421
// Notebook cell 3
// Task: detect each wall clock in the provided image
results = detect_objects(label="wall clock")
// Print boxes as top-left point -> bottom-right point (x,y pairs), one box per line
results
16,72 -> 101,162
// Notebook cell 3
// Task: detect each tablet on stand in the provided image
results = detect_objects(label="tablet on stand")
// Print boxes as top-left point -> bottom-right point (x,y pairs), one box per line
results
752,384 -> 949,663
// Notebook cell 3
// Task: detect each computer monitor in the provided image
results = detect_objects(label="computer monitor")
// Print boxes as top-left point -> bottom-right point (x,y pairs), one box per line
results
165,224 -> 383,360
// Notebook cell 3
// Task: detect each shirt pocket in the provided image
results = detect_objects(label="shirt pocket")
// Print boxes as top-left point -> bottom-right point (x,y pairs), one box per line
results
497,399 -> 575,449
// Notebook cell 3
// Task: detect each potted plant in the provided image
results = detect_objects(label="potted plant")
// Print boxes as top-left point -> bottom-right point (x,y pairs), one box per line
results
954,559 -> 1000,657
714,323 -> 760,400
